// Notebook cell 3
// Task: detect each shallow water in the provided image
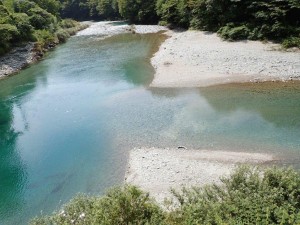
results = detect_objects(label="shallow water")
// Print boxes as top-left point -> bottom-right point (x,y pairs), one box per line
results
0,30 -> 299,224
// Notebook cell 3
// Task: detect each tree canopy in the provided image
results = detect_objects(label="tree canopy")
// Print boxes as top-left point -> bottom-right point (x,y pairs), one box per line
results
1,0 -> 300,55
60,0 -> 300,46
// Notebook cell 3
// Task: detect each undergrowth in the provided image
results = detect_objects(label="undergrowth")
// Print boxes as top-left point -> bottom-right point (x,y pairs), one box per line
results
30,166 -> 300,225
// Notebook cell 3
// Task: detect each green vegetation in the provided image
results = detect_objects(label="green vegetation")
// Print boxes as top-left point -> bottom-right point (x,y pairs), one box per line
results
1,0 -> 299,55
157,0 -> 300,45
30,185 -> 165,225
58,0 -> 300,47
30,166 -> 300,224
0,0 -> 87,56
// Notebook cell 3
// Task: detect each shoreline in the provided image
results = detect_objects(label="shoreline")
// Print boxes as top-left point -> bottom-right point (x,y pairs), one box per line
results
0,23 -> 90,79
0,42 -> 39,79
150,30 -> 300,87
125,148 -> 275,204
0,22 -> 167,80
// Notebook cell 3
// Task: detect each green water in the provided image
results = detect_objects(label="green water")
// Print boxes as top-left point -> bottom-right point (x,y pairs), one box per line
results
0,32 -> 299,224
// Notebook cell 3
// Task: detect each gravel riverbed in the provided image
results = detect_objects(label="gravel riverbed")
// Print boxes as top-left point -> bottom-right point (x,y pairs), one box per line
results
125,148 -> 275,204
151,30 -> 300,87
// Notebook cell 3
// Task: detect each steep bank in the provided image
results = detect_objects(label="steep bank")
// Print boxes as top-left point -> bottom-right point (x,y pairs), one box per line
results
151,30 -> 300,87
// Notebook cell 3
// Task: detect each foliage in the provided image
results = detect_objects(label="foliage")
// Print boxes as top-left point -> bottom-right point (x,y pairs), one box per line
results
31,0 -> 60,15
2,0 -> 299,56
30,166 -> 300,225
0,0 -> 83,56
118,0 -> 158,24
30,185 -> 165,225
218,24 -> 250,41
59,18 -> 78,29
60,0 -> 90,20
27,6 -> 56,30
10,13 -> 33,41
282,37 -> 300,48
156,0 -> 190,28
96,0 -> 119,19
0,23 -> 18,43
55,29 -> 70,42
169,166 -> 300,224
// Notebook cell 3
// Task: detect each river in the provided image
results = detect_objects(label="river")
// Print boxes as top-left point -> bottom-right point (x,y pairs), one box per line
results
0,24 -> 299,224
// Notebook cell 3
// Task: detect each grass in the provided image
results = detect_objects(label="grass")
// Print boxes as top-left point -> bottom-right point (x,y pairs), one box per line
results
30,166 -> 300,225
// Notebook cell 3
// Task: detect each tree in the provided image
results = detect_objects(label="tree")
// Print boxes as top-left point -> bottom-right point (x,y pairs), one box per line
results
118,0 -> 157,24
97,0 -> 119,19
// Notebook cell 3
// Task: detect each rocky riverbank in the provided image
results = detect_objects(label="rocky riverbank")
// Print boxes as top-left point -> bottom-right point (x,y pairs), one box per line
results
151,30 -> 300,87
0,23 -> 90,79
0,43 -> 39,78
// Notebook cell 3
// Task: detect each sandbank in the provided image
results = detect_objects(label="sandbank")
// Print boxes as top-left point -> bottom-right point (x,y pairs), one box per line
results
125,148 -> 274,204
151,30 -> 300,87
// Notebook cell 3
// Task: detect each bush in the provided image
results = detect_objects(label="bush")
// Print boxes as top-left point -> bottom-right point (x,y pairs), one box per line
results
59,18 -> 78,28
30,166 -> 300,225
0,5 -> 11,23
282,37 -> 300,48
30,186 -> 164,225
169,166 -> 300,224
118,0 -> 158,24
0,23 -> 18,42
33,29 -> 57,49
28,6 -> 55,29
13,0 -> 37,13
218,24 -> 250,41
55,29 -> 70,42
156,0 -> 190,28
10,13 -> 33,41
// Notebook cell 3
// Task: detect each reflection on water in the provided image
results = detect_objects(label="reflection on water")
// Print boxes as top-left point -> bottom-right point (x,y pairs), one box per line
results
200,82 -> 300,128
0,32 -> 299,224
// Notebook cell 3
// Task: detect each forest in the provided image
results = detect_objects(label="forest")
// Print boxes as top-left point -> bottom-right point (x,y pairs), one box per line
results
60,0 -> 300,47
0,0 -> 85,55
1,0 -> 300,56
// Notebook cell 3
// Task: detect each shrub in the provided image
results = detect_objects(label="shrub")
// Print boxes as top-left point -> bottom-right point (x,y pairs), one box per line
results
55,29 -> 70,42
30,185 -> 164,225
59,18 -> 78,28
30,166 -> 300,225
282,37 -> 300,48
0,5 -> 11,23
118,0 -> 158,24
13,0 -> 37,13
28,6 -> 55,29
218,24 -> 250,41
10,13 -> 33,41
169,166 -> 300,224
156,0 -> 190,28
33,29 -> 57,50
0,23 -> 18,42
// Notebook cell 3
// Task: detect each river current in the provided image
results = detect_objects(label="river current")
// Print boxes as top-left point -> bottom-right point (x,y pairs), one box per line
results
0,23 -> 299,224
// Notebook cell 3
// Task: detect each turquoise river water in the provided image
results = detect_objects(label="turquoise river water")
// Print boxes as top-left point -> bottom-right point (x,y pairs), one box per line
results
0,30 -> 300,224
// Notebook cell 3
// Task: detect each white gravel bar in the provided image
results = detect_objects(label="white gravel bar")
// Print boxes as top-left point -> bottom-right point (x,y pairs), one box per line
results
76,21 -> 167,37
125,148 -> 274,204
151,30 -> 300,87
